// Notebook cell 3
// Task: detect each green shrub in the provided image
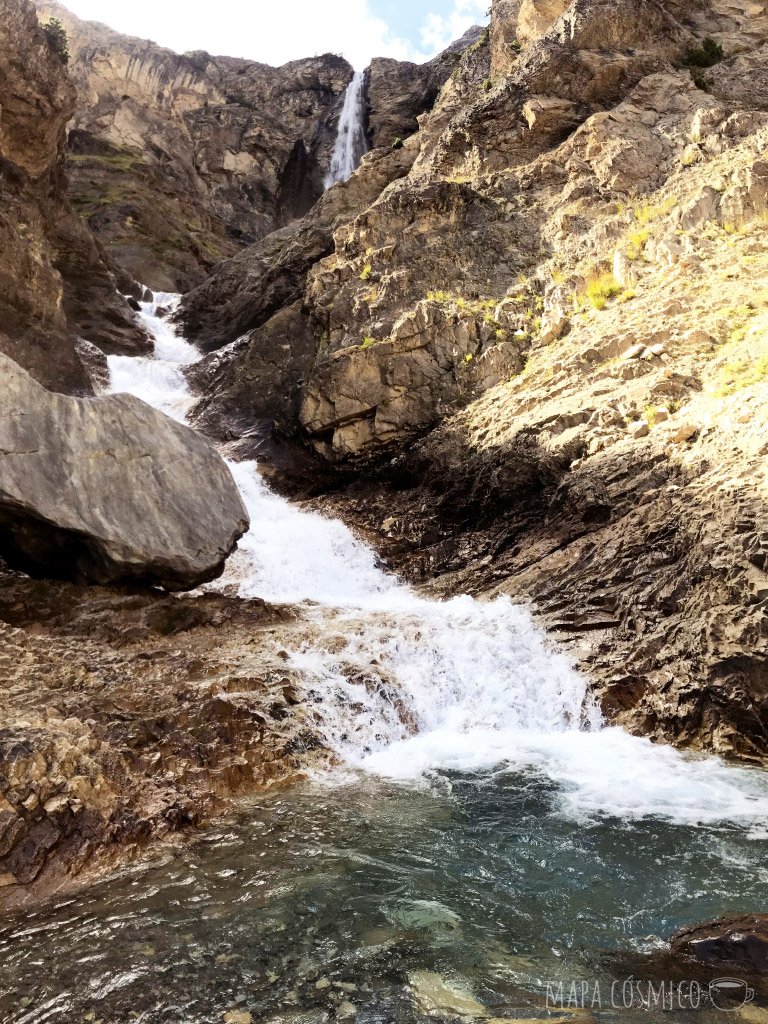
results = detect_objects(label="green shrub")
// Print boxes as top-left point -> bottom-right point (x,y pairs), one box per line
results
360,263 -> 373,281
41,17 -> 69,64
683,37 -> 724,69
626,228 -> 650,261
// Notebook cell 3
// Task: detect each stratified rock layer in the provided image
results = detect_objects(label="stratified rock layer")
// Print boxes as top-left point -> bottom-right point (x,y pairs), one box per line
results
0,0 -> 149,393
0,353 -> 249,589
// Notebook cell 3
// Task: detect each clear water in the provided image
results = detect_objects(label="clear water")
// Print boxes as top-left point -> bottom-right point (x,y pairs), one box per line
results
2,776 -> 767,1023
2,297 -> 766,1022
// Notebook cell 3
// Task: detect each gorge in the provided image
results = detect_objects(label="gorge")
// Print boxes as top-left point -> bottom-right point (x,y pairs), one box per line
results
2,0 -> 768,1020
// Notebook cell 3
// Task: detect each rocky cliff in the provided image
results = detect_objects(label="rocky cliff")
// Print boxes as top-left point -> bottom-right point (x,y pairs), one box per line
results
38,1 -> 476,293
183,0 -> 768,760
34,2 -> 354,291
0,0 -> 149,393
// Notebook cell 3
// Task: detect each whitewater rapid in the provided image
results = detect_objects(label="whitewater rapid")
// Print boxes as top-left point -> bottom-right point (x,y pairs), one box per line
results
107,295 -> 768,829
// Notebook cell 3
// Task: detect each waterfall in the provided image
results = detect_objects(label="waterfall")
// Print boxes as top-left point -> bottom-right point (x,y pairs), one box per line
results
105,298 -> 768,826
324,71 -> 369,188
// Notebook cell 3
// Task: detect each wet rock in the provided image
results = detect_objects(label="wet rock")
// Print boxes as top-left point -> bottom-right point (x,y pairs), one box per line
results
408,971 -> 486,1018
0,353 -> 248,589
671,916 -> 768,975
0,571 -> 321,902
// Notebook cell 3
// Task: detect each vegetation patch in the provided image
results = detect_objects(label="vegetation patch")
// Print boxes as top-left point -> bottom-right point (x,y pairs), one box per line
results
584,270 -> 622,311
682,37 -> 725,69
633,196 -> 677,226
40,17 -> 69,64
715,346 -> 768,396
426,290 -> 497,318
626,228 -> 650,261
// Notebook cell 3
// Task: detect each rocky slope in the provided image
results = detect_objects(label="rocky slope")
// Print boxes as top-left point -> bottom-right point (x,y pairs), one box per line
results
0,0 -> 149,394
184,0 -> 768,760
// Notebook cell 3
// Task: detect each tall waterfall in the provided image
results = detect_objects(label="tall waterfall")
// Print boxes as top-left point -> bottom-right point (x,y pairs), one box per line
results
105,297 -> 768,826
325,71 -> 369,188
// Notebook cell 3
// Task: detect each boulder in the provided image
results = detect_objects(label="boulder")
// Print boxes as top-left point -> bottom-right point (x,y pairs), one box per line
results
0,354 -> 249,589
671,916 -> 768,975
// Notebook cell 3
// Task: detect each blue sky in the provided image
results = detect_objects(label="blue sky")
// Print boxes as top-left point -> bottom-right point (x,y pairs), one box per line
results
58,0 -> 489,69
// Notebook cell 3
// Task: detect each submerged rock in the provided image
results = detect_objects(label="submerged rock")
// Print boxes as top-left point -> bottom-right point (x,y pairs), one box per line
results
0,353 -> 249,589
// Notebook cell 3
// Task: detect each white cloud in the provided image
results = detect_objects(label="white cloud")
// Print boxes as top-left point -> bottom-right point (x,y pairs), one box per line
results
58,0 -> 488,69
59,0 -> 428,69
420,0 -> 488,53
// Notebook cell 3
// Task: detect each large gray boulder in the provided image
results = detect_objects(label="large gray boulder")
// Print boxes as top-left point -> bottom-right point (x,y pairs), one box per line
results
0,354 -> 249,589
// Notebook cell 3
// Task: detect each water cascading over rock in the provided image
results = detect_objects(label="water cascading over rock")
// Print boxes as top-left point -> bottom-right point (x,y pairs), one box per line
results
325,71 -> 370,187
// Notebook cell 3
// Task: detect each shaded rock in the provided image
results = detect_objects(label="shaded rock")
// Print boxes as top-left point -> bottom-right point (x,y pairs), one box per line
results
177,143 -> 417,351
187,301 -> 317,443
671,916 -> 768,976
366,37 -> 475,150
0,353 -> 248,589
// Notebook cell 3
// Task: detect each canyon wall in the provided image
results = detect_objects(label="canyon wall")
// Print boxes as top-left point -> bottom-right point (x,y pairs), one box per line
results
35,1 -> 353,290
0,0 -> 148,393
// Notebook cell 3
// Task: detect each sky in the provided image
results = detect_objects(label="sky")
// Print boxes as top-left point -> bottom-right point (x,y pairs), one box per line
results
57,0 -> 489,69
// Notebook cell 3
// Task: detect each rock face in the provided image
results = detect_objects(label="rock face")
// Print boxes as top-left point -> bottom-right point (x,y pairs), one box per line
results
0,354 -> 249,589
36,1 -> 354,291
181,141 -> 419,458
366,32 -> 480,150
0,0 -> 149,394
301,298 -> 528,464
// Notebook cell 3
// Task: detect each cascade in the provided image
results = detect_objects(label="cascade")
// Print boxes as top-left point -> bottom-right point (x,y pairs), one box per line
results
324,70 -> 369,188
105,297 -> 768,826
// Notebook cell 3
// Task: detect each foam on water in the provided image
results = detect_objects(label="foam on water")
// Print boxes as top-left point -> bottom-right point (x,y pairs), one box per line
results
107,293 -> 198,421
107,298 -> 768,828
